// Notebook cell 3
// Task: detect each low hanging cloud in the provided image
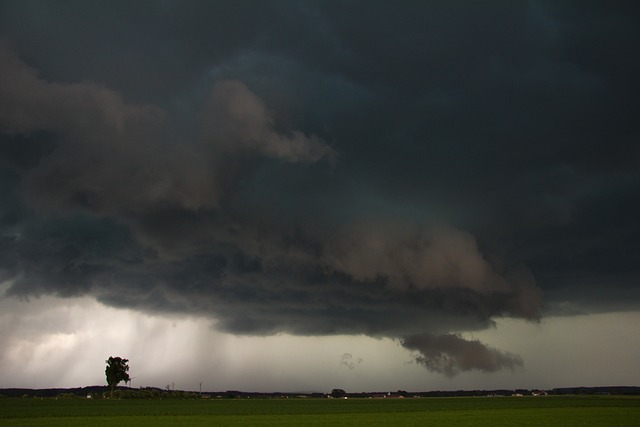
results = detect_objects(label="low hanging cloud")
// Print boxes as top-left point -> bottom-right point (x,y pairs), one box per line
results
401,333 -> 523,376
324,220 -> 542,321
327,221 -> 515,294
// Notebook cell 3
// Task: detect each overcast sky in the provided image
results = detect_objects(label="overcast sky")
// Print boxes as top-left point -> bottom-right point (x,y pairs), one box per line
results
1,0 -> 639,392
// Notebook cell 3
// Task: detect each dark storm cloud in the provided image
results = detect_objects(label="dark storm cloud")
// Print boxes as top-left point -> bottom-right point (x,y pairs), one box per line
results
1,1 -> 640,375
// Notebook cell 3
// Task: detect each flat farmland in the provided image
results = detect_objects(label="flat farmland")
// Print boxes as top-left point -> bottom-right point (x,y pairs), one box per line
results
2,395 -> 639,426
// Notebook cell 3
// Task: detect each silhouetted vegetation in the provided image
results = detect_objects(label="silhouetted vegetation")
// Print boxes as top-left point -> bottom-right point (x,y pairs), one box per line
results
2,386 -> 640,400
105,356 -> 130,397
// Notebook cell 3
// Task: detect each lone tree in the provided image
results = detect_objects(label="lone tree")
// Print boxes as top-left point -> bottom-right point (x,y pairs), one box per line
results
105,356 -> 130,397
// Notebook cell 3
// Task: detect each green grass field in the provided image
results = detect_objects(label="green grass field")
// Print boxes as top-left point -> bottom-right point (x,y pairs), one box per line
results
2,396 -> 639,426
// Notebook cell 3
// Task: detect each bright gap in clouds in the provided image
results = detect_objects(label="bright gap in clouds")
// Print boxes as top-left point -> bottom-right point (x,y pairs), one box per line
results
1,295 -> 639,392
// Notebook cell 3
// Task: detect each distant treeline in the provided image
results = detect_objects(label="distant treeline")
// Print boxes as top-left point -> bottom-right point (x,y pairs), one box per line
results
2,386 -> 640,399
552,386 -> 640,395
0,386 -> 197,399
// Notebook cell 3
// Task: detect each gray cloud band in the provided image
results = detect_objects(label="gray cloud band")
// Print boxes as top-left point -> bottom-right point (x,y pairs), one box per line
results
401,333 -> 523,376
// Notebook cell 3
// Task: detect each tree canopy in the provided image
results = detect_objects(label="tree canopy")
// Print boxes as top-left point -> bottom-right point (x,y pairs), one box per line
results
105,356 -> 130,394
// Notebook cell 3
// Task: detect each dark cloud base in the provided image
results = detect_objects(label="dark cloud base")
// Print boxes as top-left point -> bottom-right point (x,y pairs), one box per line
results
401,333 -> 523,376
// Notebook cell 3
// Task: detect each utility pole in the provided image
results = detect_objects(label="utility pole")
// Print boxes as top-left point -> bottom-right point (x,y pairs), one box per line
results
199,382 -> 202,396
